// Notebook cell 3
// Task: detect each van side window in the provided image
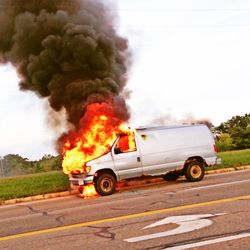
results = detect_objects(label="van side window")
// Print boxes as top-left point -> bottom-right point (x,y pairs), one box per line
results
115,133 -> 136,154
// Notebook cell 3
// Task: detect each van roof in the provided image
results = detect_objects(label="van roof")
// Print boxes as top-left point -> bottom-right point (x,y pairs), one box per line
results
136,124 -> 206,131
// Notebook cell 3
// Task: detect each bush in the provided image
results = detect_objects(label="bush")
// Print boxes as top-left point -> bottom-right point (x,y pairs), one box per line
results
216,133 -> 235,152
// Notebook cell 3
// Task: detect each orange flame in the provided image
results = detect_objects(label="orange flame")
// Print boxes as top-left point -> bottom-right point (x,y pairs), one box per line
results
82,184 -> 98,198
62,103 -> 135,175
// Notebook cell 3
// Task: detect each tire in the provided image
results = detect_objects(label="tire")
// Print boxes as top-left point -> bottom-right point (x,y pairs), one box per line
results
95,173 -> 116,196
184,161 -> 205,182
163,172 -> 179,181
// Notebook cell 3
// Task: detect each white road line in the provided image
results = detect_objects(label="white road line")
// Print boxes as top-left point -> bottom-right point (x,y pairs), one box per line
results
163,232 -> 250,250
183,179 -> 250,192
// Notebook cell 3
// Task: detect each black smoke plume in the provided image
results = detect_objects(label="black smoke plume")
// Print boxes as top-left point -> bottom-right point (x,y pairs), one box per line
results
0,0 -> 130,130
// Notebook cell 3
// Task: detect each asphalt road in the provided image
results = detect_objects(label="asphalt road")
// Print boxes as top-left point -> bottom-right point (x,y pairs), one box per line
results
0,170 -> 249,250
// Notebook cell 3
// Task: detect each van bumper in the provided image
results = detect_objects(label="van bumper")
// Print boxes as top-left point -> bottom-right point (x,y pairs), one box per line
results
206,156 -> 222,166
69,174 -> 94,186
215,157 -> 222,165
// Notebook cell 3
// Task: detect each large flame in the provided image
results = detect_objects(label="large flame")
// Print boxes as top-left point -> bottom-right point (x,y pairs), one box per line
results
82,184 -> 98,198
62,103 -> 135,175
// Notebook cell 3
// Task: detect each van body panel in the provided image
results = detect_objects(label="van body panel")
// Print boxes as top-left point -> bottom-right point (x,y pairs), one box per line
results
136,125 -> 217,175
142,160 -> 185,176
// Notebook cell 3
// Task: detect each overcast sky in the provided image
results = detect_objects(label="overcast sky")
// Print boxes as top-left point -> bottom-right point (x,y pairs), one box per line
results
0,0 -> 250,159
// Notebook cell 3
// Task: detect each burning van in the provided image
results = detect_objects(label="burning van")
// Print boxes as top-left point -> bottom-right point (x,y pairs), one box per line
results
67,124 -> 221,196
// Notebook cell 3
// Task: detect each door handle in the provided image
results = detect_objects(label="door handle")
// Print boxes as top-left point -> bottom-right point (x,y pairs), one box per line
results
137,157 -> 141,162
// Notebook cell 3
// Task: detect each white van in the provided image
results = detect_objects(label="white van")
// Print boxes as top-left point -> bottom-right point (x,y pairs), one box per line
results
69,125 -> 221,196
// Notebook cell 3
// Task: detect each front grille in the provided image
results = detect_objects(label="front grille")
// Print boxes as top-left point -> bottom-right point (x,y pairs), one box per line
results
71,174 -> 85,178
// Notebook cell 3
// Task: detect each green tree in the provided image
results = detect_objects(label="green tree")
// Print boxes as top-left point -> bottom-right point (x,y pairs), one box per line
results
2,154 -> 32,176
217,114 -> 250,133
231,127 -> 250,149
216,113 -> 250,150
1,154 -> 62,177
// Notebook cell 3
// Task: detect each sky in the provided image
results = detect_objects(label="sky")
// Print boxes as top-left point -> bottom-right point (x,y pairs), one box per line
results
0,0 -> 250,159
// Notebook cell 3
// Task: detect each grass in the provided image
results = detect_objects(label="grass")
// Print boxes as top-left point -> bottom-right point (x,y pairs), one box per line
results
0,171 -> 70,201
209,149 -> 250,170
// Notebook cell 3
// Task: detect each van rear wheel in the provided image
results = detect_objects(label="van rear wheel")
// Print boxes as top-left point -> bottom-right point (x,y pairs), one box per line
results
184,161 -> 205,182
95,173 -> 116,196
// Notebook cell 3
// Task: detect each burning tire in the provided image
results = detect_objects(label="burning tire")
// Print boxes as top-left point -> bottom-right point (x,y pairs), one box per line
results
184,161 -> 205,182
95,173 -> 116,196
163,172 -> 179,181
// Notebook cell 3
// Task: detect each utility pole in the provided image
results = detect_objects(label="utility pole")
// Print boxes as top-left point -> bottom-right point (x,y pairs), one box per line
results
0,157 -> 4,178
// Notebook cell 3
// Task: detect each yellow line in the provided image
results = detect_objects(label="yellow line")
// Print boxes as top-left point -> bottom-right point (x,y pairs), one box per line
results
0,195 -> 250,242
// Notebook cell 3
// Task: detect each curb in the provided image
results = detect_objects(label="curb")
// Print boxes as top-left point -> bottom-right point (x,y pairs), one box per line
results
0,190 -> 78,206
205,165 -> 250,175
1,165 -> 250,205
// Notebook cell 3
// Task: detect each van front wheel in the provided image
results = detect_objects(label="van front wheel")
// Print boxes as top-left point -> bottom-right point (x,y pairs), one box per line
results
95,173 -> 116,196
184,161 -> 205,182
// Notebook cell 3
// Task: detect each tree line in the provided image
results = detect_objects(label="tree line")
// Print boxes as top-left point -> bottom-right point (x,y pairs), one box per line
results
215,113 -> 250,151
0,154 -> 62,178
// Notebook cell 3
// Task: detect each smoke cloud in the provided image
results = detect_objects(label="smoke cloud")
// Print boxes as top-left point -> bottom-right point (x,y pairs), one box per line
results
150,113 -> 214,129
0,0 -> 130,132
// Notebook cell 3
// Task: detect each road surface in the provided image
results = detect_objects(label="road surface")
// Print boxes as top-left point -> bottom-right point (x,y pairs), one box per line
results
0,170 -> 249,249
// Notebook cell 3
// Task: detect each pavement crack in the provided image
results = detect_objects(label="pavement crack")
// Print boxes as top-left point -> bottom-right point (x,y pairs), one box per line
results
19,205 -> 65,226
23,205 -> 38,214
43,211 -> 48,216
20,205 -> 50,217
150,201 -> 168,206
88,225 -> 116,240
55,215 -> 65,226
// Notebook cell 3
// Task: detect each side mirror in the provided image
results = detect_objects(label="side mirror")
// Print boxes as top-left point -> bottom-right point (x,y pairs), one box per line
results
118,132 -> 126,137
114,147 -> 122,154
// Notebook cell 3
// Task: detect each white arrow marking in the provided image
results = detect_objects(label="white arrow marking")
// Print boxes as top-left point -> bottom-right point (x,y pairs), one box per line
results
125,213 -> 225,243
